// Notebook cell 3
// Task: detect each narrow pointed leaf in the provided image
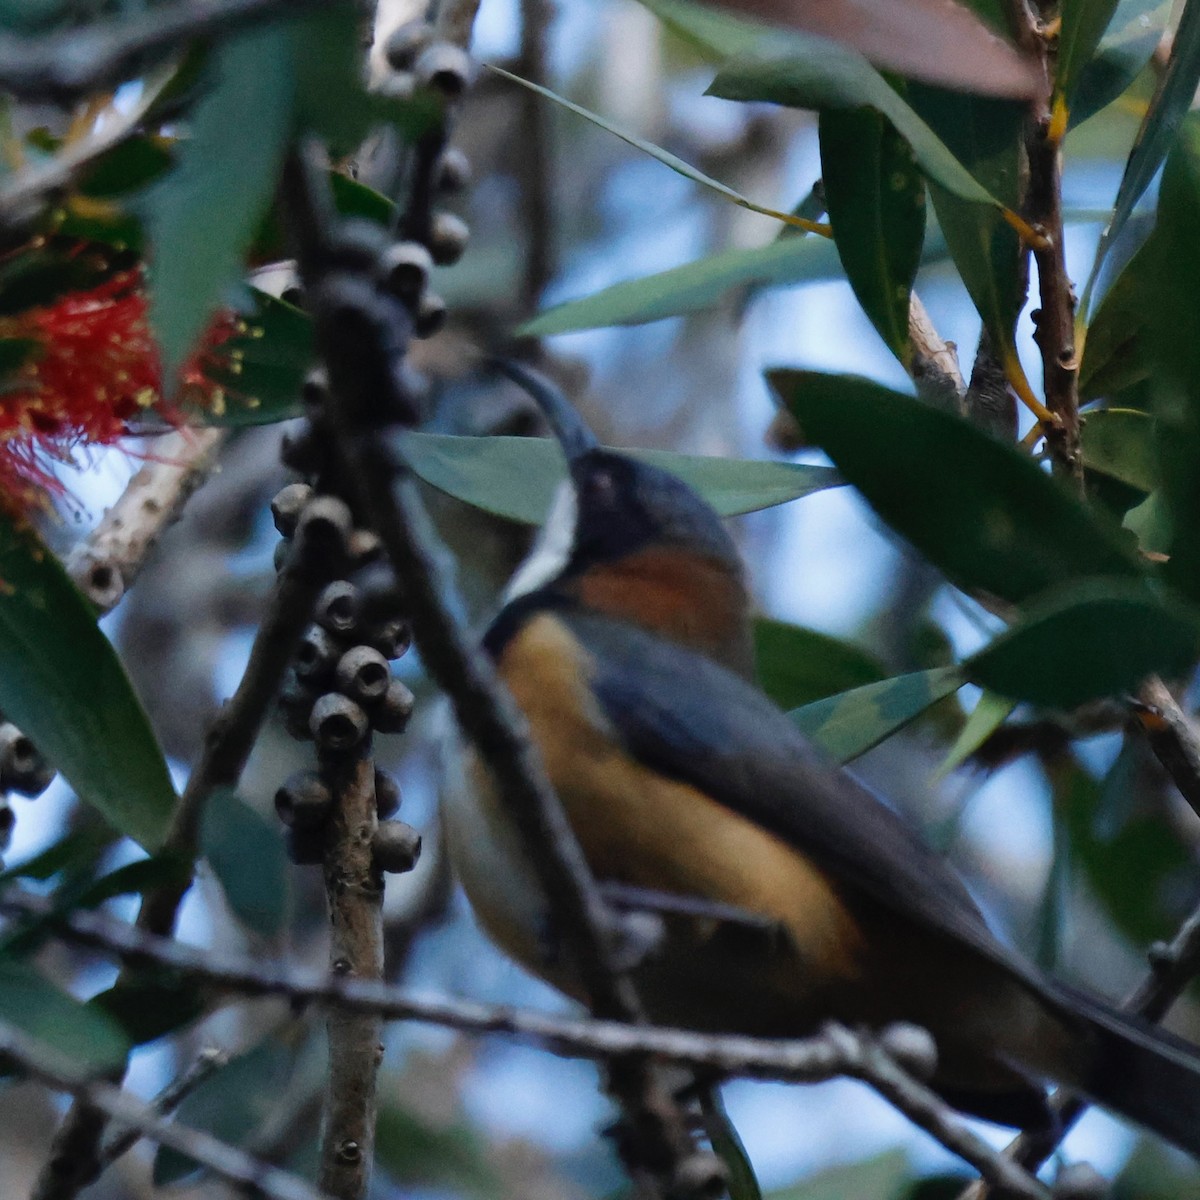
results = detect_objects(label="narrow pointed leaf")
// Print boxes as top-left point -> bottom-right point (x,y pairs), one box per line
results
1058,0 -> 1123,103
0,518 -> 175,850
791,665 -> 965,762
819,107 -> 925,364
968,579 -> 1200,706
1081,407 -> 1157,493
143,26 -> 293,380
769,370 -> 1143,602
934,690 -> 1016,777
642,0 -> 1040,97
490,65 -> 806,228
521,236 -> 842,334
0,960 -> 130,1074
754,618 -> 886,710
906,84 -> 1025,357
1071,0 -> 1169,126
399,432 -> 841,524
708,54 -> 1003,210
1079,237 -> 1154,400
1087,0 -> 1200,304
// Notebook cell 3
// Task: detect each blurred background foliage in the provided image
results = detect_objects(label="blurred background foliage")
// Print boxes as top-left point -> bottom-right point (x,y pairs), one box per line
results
0,0 -> 1199,1197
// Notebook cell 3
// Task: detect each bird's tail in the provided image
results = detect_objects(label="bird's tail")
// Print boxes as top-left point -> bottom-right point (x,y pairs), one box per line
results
1048,982 -> 1200,1158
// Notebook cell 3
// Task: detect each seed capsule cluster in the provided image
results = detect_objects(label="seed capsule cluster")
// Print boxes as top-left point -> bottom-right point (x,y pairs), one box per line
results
269,426 -> 421,873
0,719 -> 54,861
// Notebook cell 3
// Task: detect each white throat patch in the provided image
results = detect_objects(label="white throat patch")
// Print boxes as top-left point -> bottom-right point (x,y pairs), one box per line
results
504,480 -> 578,601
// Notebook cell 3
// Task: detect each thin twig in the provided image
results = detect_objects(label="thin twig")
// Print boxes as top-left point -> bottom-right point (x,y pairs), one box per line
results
66,428 -> 227,613
516,0 -> 555,313
33,505 -> 336,1200
0,0 -> 335,101
1133,675 -> 1200,823
0,1020 -> 332,1200
318,756 -> 384,1200
97,1047 -> 228,1168
0,891 -> 1049,1197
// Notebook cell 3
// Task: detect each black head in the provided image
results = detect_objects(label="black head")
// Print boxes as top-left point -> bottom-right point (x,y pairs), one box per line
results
495,361 -> 744,590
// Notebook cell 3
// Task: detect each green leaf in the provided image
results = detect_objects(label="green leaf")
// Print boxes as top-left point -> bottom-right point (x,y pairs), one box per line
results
754,618 -> 886,710
1058,751 -> 1192,948
201,789 -> 289,940
1079,237 -> 1153,400
491,65 -> 804,228
522,236 -> 842,334
1081,407 -> 1157,493
0,828 -> 116,885
769,370 -> 1143,603
967,579 -> 1200,707
1140,115 -> 1200,599
78,134 -> 174,198
791,665 -> 965,762
193,289 -> 311,426
766,1149 -> 910,1200
0,959 -> 130,1074
400,431 -> 842,524
637,0 -> 773,61
819,107 -> 925,365
143,25 -> 293,381
0,518 -> 175,850
1085,0 -> 1200,307
375,1103 -> 498,1196
155,1032 -> 297,1184
91,977 -> 206,1046
1071,0 -> 1170,127
708,56 -> 1003,210
1058,0 -> 1124,104
906,85 -> 1025,358
934,690 -> 1016,777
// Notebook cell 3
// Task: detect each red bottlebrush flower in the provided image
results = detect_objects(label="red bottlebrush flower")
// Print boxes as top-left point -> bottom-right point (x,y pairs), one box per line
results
0,266 -> 232,517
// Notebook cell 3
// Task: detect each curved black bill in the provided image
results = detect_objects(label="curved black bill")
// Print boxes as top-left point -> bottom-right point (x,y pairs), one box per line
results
492,359 -> 598,462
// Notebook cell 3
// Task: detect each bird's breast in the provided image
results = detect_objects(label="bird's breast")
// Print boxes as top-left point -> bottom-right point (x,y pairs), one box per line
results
445,611 -> 867,1029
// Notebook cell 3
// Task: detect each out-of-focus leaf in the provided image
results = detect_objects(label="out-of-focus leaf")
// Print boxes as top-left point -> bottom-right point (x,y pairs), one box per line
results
143,26 -> 292,381
491,65 -> 807,228
708,56 -> 1003,209
91,977 -> 206,1046
1058,0 -> 1124,104
1071,0 -> 1171,127
934,690 -> 1016,777
907,85 -> 1025,359
375,1103 -> 499,1196
766,1148 -> 910,1200
641,0 -> 1041,98
400,432 -> 842,524
192,290 -> 310,426
769,370 -> 1142,603
1081,408 -> 1157,493
819,107 -> 925,365
0,828 -> 116,885
78,134 -> 174,198
702,1091 -> 762,1200
754,618 -> 886,710
155,1032 -> 297,1184
1058,750 -> 1192,948
0,518 -> 175,851
1124,488 -> 1172,555
0,251 -> 111,317
1080,238 -> 1153,400
0,959 -> 129,1074
1087,0 -> 1200,298
791,666 -> 965,762
522,237 -> 843,335
201,789 -> 288,940
967,579 -> 1200,707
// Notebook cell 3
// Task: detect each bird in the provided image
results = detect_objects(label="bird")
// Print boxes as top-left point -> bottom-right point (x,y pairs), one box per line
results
440,360 -> 1200,1156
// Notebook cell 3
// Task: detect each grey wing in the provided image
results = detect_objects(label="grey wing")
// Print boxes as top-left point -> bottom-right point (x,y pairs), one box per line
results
567,609 -> 1043,986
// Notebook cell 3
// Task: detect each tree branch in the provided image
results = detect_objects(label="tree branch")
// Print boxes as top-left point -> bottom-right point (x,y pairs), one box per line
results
66,428 -> 227,614
280,147 -> 710,1196
33,502 -> 338,1200
0,890 -> 1049,1199
1133,675 -> 1200,824
0,1021 -> 333,1200
0,0 -> 335,101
